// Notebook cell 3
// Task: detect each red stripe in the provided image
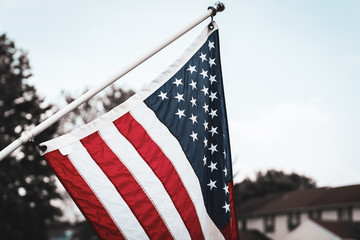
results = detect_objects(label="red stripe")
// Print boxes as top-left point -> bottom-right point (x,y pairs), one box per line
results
114,112 -> 205,240
220,181 -> 240,240
80,132 -> 173,239
44,150 -> 124,240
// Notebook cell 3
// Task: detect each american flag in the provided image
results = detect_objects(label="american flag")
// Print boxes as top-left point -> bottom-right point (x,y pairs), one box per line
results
42,23 -> 239,240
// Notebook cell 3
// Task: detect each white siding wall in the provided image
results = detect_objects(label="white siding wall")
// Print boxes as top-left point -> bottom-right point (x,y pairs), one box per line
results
266,214 -> 289,240
353,207 -> 360,221
247,218 -> 263,232
322,210 -> 337,221
301,212 -> 309,223
282,220 -> 340,240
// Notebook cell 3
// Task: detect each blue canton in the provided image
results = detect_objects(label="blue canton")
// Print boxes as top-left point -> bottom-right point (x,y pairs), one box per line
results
144,30 -> 232,229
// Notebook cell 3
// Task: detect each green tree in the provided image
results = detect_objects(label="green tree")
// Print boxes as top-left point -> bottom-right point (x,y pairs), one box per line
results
234,169 -> 316,207
0,34 -> 61,239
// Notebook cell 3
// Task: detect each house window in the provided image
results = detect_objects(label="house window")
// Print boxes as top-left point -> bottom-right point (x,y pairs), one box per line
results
308,210 -> 321,220
264,215 -> 275,233
287,212 -> 300,231
338,207 -> 352,221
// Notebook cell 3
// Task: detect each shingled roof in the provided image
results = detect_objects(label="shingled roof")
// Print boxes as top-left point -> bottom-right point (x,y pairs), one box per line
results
238,184 -> 360,218
315,220 -> 360,239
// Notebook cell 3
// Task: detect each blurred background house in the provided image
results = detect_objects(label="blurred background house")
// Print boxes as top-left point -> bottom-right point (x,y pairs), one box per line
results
238,184 -> 360,240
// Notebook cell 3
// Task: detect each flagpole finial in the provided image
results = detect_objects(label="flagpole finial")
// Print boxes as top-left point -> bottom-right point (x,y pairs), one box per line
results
215,2 -> 225,13
208,2 -> 225,17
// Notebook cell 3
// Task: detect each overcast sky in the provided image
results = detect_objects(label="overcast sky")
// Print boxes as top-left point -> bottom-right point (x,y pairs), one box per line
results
1,0 -> 359,187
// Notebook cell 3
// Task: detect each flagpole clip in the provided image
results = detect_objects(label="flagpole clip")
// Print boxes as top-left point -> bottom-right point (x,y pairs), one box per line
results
17,130 -> 47,152
208,2 -> 225,30
28,136 -> 48,153
32,140 -> 48,153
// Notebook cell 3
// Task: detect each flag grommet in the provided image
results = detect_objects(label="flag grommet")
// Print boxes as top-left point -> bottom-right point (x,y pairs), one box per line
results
208,21 -> 215,30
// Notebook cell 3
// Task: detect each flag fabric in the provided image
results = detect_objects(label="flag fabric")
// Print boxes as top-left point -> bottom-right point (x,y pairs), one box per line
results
41,22 -> 239,240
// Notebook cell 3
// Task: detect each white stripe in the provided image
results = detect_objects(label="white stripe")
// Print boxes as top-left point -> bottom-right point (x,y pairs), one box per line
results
67,141 -> 149,240
99,123 -> 191,240
130,102 -> 225,240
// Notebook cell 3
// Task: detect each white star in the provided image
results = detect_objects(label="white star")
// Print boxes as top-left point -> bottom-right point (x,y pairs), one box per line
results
209,58 -> 216,67
208,144 -> 218,154
222,202 -> 230,213
209,126 -> 218,136
208,41 -> 215,50
223,150 -> 226,158
200,69 -> 208,79
199,52 -> 207,62
203,120 -> 209,130
209,91 -> 218,102
209,75 -> 217,85
223,167 -> 228,177
203,137 -> 208,147
208,161 -> 218,172
207,179 -> 217,190
190,131 -> 198,142
158,91 -> 168,100
173,78 -> 183,87
203,156 -> 207,166
187,64 -> 197,74
209,109 -> 218,118
174,92 -> 184,102
203,103 -> 209,113
201,86 -> 209,96
189,114 -> 198,124
223,184 -> 229,195
175,109 -> 185,119
189,80 -> 197,90
190,97 -> 197,107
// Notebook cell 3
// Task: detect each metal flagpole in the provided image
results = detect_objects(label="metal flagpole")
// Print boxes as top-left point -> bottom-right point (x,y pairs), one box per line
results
0,3 -> 225,161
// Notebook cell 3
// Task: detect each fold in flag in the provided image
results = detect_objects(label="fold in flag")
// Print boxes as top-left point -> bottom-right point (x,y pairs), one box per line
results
41,22 -> 239,240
